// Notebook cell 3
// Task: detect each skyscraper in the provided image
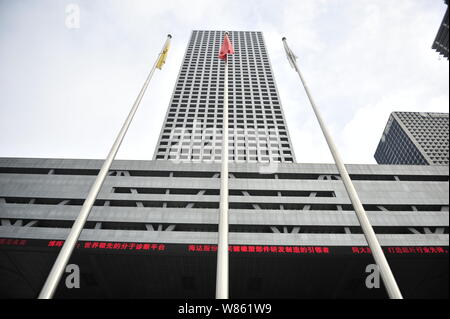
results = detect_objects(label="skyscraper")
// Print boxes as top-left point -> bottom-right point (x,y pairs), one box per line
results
432,0 -> 449,60
374,111 -> 449,165
153,30 -> 295,163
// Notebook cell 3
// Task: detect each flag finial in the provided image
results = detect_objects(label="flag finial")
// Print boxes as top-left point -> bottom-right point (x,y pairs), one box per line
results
156,36 -> 172,70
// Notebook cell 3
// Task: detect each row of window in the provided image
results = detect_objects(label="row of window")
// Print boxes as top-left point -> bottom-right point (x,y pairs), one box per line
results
113,187 -> 334,197
157,155 -> 294,163
1,167 -> 447,181
161,123 -> 290,131
157,149 -> 291,157
2,197 -> 446,212
5,218 -> 447,235
166,110 -> 285,117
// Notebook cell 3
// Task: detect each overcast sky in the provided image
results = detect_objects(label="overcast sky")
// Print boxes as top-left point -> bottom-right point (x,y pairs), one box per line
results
0,0 -> 448,164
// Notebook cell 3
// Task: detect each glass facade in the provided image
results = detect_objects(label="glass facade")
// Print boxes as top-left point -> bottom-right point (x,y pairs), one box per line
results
375,112 -> 449,165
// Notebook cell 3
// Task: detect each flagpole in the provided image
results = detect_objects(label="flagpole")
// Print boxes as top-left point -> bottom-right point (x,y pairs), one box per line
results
37,34 -> 172,299
282,37 -> 403,299
216,32 -> 230,299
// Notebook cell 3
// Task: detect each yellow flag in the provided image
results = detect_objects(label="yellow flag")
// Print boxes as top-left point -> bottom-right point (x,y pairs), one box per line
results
156,41 -> 170,70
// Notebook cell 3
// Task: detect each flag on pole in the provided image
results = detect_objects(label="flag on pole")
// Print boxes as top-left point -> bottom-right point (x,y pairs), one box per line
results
156,36 -> 171,69
218,33 -> 235,60
280,36 -> 403,299
282,37 -> 297,69
215,31 -> 234,299
37,34 -> 173,299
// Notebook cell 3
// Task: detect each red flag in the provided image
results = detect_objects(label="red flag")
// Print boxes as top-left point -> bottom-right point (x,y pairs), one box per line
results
218,33 -> 234,60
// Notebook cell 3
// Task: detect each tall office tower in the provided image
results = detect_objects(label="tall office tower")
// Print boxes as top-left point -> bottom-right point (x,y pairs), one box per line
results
432,0 -> 449,60
153,30 -> 296,163
375,112 -> 449,165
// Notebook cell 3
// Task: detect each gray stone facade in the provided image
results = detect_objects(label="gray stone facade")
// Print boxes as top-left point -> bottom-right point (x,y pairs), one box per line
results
1,158 -> 448,247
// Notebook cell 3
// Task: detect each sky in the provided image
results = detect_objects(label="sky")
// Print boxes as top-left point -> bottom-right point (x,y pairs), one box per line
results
0,0 -> 448,164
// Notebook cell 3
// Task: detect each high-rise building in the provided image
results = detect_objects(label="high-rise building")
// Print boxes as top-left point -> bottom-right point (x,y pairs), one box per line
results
432,0 -> 449,60
153,30 -> 295,163
374,112 -> 449,165
0,31 -> 448,299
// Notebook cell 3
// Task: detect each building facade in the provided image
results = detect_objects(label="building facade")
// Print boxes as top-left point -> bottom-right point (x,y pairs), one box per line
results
432,0 -> 449,60
153,30 -> 296,163
0,158 -> 448,298
374,112 -> 449,165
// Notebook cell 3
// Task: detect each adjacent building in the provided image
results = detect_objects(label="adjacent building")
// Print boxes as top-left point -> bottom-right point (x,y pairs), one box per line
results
0,31 -> 448,299
374,111 -> 449,165
432,0 -> 449,60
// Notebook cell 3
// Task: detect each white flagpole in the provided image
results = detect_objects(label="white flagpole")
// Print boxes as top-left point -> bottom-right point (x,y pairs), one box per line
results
38,34 -> 172,299
215,32 -> 230,299
282,37 -> 403,299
